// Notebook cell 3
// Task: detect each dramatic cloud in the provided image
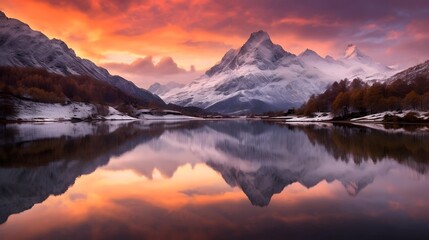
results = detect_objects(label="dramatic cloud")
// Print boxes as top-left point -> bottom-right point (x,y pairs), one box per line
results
103,56 -> 192,76
103,56 -> 201,88
1,0 -> 428,86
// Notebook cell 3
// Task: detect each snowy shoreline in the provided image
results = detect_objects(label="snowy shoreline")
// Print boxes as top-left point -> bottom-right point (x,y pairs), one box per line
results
2,97 -> 428,124
1,98 -> 202,123
259,110 -> 429,124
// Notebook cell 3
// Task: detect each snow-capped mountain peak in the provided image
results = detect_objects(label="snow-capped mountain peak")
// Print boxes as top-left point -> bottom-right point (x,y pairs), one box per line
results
237,30 -> 290,67
298,49 -> 325,62
162,31 -> 400,114
246,30 -> 271,46
299,48 -> 320,58
344,44 -> 366,59
205,30 -> 292,77
340,44 -> 395,80
0,11 -> 6,19
325,55 -> 335,61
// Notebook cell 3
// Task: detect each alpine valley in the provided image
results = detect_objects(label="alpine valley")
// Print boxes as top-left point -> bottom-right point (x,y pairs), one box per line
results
0,11 -> 425,117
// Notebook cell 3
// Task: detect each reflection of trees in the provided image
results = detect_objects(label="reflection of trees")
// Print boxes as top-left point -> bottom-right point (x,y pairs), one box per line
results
0,123 -> 158,167
300,124 -> 429,173
0,121 -> 203,168
0,121 -> 202,224
1,121 -> 429,222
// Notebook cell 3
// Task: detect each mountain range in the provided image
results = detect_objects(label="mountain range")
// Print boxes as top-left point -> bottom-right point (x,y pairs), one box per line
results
2,11 -> 426,115
0,11 -> 163,105
160,31 -> 398,114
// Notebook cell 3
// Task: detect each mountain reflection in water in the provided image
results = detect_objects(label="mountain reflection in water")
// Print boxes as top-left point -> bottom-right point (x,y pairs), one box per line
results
0,121 -> 429,239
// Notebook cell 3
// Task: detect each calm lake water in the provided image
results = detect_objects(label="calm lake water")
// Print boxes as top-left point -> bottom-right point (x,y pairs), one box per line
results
1,120 -> 429,240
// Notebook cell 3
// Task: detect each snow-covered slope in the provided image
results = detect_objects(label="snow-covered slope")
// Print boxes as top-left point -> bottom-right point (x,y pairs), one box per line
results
299,44 -> 394,81
162,31 -> 398,114
3,96 -> 136,122
148,81 -> 185,95
0,11 -> 163,105
386,60 -> 429,83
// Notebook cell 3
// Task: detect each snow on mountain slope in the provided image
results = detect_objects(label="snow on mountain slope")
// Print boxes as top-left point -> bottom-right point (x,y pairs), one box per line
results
148,81 -> 185,95
339,44 -> 395,80
299,44 -> 395,82
0,11 -> 163,105
162,31 -> 398,114
386,60 -> 429,83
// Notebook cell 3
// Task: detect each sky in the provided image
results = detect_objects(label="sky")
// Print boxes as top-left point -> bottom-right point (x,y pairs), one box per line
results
1,0 -> 429,88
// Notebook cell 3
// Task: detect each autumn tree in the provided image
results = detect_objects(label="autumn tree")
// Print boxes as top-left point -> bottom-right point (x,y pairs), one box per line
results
423,92 -> 429,109
387,79 -> 410,98
302,95 -> 318,116
332,92 -> 350,116
386,96 -> 402,111
350,88 -> 366,113
403,91 -> 422,109
364,83 -> 386,113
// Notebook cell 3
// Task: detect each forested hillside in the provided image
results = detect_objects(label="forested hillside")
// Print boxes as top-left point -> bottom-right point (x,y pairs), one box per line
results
0,66 -> 161,107
299,75 -> 429,116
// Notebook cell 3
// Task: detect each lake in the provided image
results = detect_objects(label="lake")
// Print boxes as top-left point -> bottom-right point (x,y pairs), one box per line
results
1,120 -> 429,240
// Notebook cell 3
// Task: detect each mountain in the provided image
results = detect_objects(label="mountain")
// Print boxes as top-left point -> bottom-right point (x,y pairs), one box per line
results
162,31 -> 398,114
148,81 -> 185,95
387,60 -> 429,83
0,11 -> 163,105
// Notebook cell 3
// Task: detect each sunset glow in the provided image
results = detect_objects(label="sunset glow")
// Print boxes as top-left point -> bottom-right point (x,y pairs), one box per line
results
2,0 -> 428,87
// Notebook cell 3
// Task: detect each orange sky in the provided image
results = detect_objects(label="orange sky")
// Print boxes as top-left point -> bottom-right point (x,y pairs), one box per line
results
0,162 -> 347,239
1,0 -> 428,87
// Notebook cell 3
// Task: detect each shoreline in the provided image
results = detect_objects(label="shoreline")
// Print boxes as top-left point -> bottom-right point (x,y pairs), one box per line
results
2,117 -> 429,125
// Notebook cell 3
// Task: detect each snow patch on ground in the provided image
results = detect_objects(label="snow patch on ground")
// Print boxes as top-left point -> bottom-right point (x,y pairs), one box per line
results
140,114 -> 199,120
351,110 -> 429,122
135,109 -> 202,122
267,110 -> 429,123
8,98 -> 137,122
139,114 -> 202,122
280,112 -> 334,122
104,106 -> 137,120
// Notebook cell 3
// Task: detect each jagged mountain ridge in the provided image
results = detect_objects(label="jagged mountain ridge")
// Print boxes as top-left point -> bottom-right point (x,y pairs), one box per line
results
0,11 -> 163,105
162,31 -> 398,114
206,31 -> 293,76
387,60 -> 429,83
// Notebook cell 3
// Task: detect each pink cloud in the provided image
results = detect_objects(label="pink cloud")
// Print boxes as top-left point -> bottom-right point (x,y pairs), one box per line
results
103,56 -> 194,76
